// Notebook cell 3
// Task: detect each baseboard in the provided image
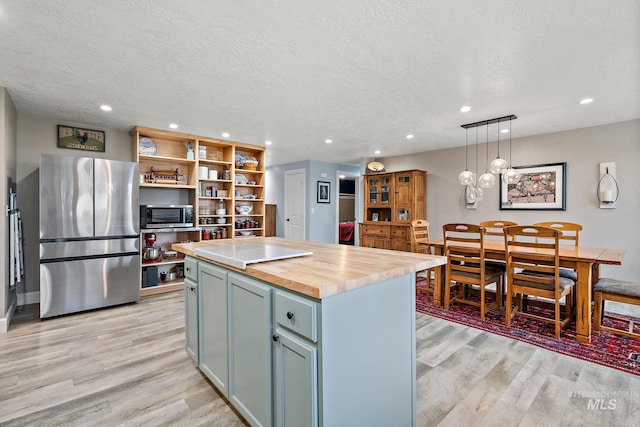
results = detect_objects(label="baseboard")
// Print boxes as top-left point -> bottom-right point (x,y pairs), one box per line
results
0,296 -> 17,333
18,291 -> 40,306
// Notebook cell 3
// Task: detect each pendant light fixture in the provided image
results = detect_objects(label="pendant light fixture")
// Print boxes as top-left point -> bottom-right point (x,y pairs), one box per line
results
478,122 -> 496,188
502,117 -> 521,184
458,128 -> 475,185
489,118 -> 508,174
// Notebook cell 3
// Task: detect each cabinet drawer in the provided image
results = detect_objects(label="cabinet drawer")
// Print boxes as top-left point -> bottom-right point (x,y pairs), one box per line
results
275,291 -> 318,343
361,224 -> 390,237
184,257 -> 198,281
390,226 -> 408,238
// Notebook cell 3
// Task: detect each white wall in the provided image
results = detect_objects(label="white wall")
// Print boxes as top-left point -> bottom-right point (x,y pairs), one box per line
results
381,119 -> 640,282
16,115 -> 133,295
1,87 -> 18,331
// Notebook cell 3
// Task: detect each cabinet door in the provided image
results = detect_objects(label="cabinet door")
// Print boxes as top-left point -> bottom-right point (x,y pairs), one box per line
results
228,273 -> 273,427
184,280 -> 199,364
199,263 -> 229,396
366,174 -> 393,206
373,237 -> 391,249
360,234 -> 376,248
273,330 -> 318,427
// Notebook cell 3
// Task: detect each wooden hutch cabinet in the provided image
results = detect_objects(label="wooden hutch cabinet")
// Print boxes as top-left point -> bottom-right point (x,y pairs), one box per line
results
359,169 -> 426,252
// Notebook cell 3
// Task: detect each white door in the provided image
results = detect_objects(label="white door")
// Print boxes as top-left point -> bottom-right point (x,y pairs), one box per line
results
285,169 -> 305,240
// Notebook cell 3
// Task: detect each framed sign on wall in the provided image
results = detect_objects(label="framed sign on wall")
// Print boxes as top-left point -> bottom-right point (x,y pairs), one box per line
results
57,125 -> 105,152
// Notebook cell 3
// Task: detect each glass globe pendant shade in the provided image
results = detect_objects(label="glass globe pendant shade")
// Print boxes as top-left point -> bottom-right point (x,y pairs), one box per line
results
502,168 -> 521,184
475,186 -> 484,202
478,172 -> 496,189
458,170 -> 475,186
489,157 -> 508,175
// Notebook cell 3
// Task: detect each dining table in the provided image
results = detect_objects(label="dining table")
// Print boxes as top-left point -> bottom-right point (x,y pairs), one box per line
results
426,239 -> 626,343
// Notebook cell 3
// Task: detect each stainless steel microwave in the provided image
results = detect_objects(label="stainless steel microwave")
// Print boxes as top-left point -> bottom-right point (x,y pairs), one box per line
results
140,204 -> 194,229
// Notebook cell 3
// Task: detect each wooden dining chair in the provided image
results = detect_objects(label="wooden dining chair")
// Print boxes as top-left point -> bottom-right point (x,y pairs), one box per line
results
533,221 -> 582,246
443,223 -> 503,320
479,220 -> 518,240
503,225 -> 576,339
411,219 -> 434,293
533,221 -> 583,281
410,219 -> 431,253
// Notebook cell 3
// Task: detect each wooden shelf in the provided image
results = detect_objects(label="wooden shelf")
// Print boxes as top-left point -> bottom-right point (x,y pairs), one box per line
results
141,183 -> 196,189
142,257 -> 185,267
140,281 -> 184,297
234,169 -> 264,175
199,159 -> 233,166
138,154 -> 196,165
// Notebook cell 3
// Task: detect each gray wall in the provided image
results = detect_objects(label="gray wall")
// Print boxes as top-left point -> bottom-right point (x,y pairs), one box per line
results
16,115 -> 133,297
381,119 -> 640,282
11,114 -> 640,298
1,87 -> 18,331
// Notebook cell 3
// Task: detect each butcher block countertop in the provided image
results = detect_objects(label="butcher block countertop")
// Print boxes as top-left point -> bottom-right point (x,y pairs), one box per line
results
173,237 -> 446,299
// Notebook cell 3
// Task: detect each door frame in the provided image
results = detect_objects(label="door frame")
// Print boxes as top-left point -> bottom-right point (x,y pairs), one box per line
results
284,168 -> 306,240
335,170 -> 360,245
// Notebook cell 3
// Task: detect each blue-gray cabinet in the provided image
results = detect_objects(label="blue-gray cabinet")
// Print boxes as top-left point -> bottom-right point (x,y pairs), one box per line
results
184,257 -> 199,364
199,262 -> 229,395
273,289 -> 318,427
186,255 -> 416,427
197,262 -> 273,427
228,273 -> 273,427
273,329 -> 317,427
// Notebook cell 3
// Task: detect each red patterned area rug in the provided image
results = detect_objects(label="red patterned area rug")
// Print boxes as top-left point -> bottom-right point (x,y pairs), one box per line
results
415,279 -> 640,376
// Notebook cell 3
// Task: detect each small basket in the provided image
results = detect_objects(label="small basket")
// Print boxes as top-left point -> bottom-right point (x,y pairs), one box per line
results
243,162 -> 258,171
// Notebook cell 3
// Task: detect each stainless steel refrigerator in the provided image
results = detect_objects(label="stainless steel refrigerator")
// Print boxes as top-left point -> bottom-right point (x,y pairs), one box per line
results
39,154 -> 140,318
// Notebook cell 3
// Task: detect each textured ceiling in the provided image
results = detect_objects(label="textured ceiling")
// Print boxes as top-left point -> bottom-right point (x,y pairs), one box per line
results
1,0 -> 639,166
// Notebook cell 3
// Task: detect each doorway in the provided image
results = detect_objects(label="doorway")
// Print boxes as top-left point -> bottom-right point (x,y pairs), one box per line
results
336,170 -> 359,245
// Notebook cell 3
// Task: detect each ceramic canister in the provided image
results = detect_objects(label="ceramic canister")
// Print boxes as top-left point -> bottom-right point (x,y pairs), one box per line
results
209,170 -> 218,180
199,166 -> 208,179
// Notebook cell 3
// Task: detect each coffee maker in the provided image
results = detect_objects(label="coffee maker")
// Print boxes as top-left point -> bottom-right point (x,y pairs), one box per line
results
143,233 -> 162,262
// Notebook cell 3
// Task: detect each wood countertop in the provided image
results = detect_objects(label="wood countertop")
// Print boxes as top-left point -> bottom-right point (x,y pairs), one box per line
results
173,237 -> 446,299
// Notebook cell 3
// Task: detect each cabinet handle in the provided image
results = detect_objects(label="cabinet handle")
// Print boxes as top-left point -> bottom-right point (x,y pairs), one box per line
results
186,267 -> 191,272
272,334 -> 279,342
286,311 -> 294,320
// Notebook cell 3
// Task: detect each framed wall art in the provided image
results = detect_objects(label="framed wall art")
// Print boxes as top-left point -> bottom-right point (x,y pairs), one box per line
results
57,125 -> 105,152
317,181 -> 330,203
500,162 -> 566,210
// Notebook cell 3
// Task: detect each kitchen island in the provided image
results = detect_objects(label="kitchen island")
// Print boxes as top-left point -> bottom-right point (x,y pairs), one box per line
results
173,237 -> 446,427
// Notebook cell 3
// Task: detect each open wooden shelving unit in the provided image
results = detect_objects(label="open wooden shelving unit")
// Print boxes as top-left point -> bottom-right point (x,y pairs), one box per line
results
132,126 -> 266,296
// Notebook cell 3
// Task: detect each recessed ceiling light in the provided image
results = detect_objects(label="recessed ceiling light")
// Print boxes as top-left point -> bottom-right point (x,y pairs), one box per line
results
500,129 -> 509,134
406,134 -> 414,139
374,150 -> 381,155
265,140 -> 272,145
100,105 -> 112,111
325,139 -> 332,144
460,106 -> 471,112
579,98 -> 593,104
222,132 -> 230,138
169,123 -> 178,129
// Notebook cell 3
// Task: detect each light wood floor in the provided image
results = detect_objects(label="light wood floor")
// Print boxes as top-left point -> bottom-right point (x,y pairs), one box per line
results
1,292 -> 639,426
